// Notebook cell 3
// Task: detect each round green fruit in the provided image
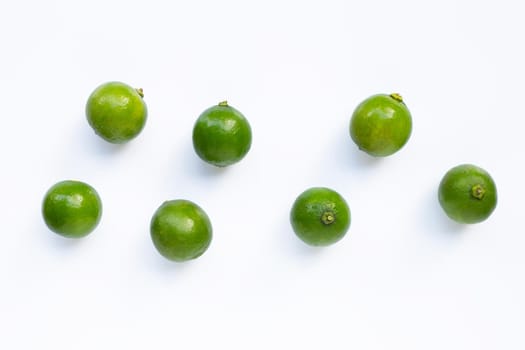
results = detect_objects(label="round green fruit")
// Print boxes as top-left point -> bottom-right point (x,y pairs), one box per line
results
42,180 -> 102,238
350,93 -> 412,157
86,81 -> 147,144
438,164 -> 497,224
192,101 -> 252,167
290,187 -> 351,246
150,200 -> 213,262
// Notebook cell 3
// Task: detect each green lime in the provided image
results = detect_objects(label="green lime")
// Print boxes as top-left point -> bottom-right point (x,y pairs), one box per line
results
86,81 -> 147,144
438,164 -> 497,224
42,180 -> 102,238
192,101 -> 252,167
350,93 -> 412,157
150,200 -> 213,262
290,187 -> 351,246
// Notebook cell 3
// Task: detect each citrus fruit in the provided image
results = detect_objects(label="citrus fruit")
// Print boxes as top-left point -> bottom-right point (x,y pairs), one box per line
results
192,101 -> 252,167
42,180 -> 102,238
350,93 -> 412,157
86,81 -> 147,144
438,164 -> 497,224
290,187 -> 351,246
150,199 -> 213,262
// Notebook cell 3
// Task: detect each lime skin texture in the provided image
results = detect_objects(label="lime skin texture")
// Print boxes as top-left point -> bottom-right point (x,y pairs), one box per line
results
192,101 -> 252,167
150,200 -> 213,262
438,164 -> 497,224
290,187 -> 351,247
42,180 -> 102,238
86,81 -> 147,144
350,93 -> 412,157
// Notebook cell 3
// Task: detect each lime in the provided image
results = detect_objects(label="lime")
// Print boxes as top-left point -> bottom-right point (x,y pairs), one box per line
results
150,200 -> 213,262
86,81 -> 147,144
290,187 -> 351,246
192,101 -> 252,167
350,93 -> 412,157
42,180 -> 102,238
438,164 -> 497,224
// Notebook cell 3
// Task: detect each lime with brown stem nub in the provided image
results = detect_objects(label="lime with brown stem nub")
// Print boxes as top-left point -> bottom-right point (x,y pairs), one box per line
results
350,93 -> 412,157
86,81 -> 148,144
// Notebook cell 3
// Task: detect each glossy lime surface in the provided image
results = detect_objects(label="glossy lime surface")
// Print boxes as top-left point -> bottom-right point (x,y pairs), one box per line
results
192,101 -> 252,167
86,81 -> 147,144
290,187 -> 351,246
150,200 -> 213,262
350,93 -> 412,157
42,180 -> 102,238
438,164 -> 497,224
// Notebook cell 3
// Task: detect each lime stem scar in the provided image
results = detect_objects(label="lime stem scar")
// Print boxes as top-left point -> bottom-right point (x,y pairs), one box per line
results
219,100 -> 228,106
471,184 -> 485,199
136,88 -> 144,98
321,211 -> 335,225
390,93 -> 403,102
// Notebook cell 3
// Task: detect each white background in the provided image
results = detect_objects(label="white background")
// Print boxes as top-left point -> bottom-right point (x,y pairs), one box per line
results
1,0 -> 524,349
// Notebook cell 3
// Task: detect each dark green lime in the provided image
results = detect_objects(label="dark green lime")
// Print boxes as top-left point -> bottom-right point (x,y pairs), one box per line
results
86,81 -> 147,144
350,93 -> 412,157
290,187 -> 351,246
42,180 -> 102,238
192,101 -> 252,167
438,164 -> 497,224
150,199 -> 213,262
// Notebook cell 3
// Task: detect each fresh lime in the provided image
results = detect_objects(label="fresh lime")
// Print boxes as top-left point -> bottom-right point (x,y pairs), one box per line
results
150,199 -> 213,262
42,180 -> 102,238
438,164 -> 497,224
192,101 -> 252,167
86,81 -> 147,144
350,93 -> 412,157
290,187 -> 351,246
